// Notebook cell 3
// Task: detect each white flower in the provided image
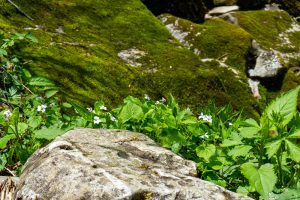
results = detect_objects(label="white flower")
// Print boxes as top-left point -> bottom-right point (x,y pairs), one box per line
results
36,96 -> 42,100
228,122 -> 233,126
37,104 -> 47,113
198,113 -> 212,123
186,107 -> 191,112
110,116 -> 117,122
200,132 -> 209,139
100,105 -> 107,111
144,94 -> 150,101
161,97 -> 166,103
155,101 -> 161,105
4,110 -> 12,118
87,107 -> 93,112
93,116 -> 101,124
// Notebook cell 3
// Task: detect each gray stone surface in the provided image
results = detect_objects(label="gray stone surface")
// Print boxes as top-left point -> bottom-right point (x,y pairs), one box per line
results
15,129 -> 252,200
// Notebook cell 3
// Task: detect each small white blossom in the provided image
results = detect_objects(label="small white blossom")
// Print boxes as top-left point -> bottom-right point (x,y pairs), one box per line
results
110,116 -> 117,122
94,116 -> 101,124
155,101 -> 161,105
144,94 -> 150,101
100,105 -> 107,111
36,96 -> 42,100
161,97 -> 166,103
186,107 -> 191,112
198,113 -> 212,123
87,107 -> 93,112
200,132 -> 209,139
228,122 -> 233,126
4,110 -> 12,118
37,104 -> 47,113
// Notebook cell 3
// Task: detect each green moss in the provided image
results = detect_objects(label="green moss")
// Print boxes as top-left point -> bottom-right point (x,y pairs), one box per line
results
0,0 -> 258,117
161,15 -> 253,72
234,10 -> 300,51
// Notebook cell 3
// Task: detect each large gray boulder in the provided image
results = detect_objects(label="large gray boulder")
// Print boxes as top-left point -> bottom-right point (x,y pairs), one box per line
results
15,129 -> 252,200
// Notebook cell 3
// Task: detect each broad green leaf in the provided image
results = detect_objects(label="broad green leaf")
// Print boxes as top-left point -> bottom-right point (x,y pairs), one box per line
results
286,140 -> 300,162
236,186 -> 249,196
171,143 -> 181,154
17,122 -> 28,135
228,145 -> 252,159
239,126 -> 260,138
28,116 -> 42,129
221,139 -> 243,147
241,118 -> 260,127
34,128 -> 67,140
119,102 -> 143,123
45,90 -> 58,98
269,186 -> 300,200
62,102 -> 72,108
196,144 -> 216,162
241,163 -> 277,198
28,77 -> 56,87
265,139 -> 283,159
0,134 -> 16,149
25,32 -> 38,43
287,129 -> 300,139
262,85 -> 300,126
0,48 -> 7,56
181,117 -> 198,125
10,107 -> 19,126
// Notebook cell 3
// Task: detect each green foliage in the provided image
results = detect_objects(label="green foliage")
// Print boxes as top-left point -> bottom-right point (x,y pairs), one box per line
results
1,32 -> 300,199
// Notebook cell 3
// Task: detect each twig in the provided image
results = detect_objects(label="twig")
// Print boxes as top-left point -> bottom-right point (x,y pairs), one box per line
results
7,0 -> 34,21
4,168 -> 16,177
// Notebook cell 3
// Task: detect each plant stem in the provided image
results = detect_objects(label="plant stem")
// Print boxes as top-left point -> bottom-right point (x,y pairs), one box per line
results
276,147 -> 283,187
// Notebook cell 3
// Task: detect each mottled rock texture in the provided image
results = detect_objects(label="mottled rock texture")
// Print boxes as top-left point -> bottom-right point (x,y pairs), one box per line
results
15,129 -> 252,200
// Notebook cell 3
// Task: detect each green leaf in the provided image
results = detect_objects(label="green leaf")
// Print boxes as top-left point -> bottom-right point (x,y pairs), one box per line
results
262,85 -> 300,126
238,126 -> 260,138
286,140 -> 300,162
287,129 -> 300,139
28,116 -> 42,129
71,102 -> 93,120
196,144 -> 216,162
119,102 -> 143,123
25,33 -> 38,43
34,128 -> 67,140
10,107 -> 19,126
241,163 -> 277,198
265,139 -> 283,159
228,145 -> 252,159
236,186 -> 249,196
221,139 -> 243,147
45,90 -> 58,98
28,77 -> 56,87
0,134 -> 16,149
17,122 -> 28,135
0,48 -> 7,56
62,102 -> 72,108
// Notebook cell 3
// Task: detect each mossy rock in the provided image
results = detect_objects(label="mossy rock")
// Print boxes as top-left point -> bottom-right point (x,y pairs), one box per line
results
0,0 -> 259,116
160,15 -> 253,72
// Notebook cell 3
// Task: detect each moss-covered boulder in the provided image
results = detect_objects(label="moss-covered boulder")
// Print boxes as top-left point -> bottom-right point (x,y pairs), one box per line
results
160,9 -> 300,108
0,0 -> 260,116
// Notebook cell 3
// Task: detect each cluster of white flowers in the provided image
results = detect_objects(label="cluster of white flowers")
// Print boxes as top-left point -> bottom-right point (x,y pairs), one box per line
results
144,94 -> 150,101
110,116 -> 117,122
94,116 -> 101,124
37,105 -> 47,113
4,110 -> 12,118
200,132 -> 209,139
155,97 -> 166,105
198,113 -> 212,123
100,105 -> 107,111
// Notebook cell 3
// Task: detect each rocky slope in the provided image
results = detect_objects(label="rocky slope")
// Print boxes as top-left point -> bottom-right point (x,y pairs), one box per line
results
0,0 -> 300,116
